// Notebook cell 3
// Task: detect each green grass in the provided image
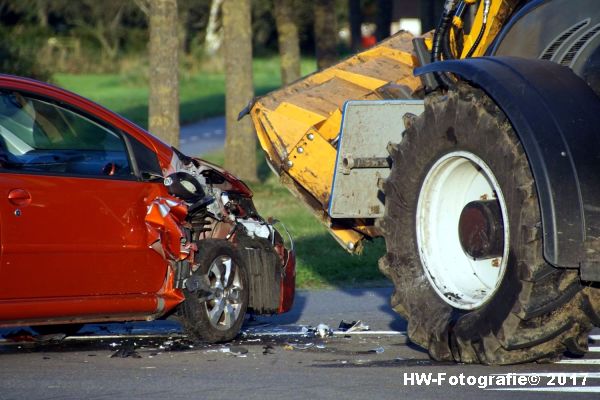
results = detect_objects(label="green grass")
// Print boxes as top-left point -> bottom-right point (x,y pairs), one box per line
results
202,151 -> 388,289
251,177 -> 387,289
54,57 -> 317,129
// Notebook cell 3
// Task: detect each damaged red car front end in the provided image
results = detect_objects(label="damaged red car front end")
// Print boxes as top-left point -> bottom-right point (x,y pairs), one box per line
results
0,74 -> 294,341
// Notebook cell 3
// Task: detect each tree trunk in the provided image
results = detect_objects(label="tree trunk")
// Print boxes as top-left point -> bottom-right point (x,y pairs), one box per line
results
313,0 -> 337,70
148,0 -> 180,147
223,0 -> 257,182
36,0 -> 48,28
204,0 -> 224,56
274,0 -> 301,85
348,0 -> 362,52
375,0 -> 392,42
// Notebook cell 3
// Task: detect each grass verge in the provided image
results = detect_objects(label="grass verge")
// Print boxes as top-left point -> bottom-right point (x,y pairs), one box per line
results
54,57 -> 317,129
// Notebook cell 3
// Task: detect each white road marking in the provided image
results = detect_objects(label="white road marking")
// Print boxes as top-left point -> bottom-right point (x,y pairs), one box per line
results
242,331 -> 309,337
64,334 -> 185,341
503,372 -> 600,379
242,328 -> 407,337
488,387 -> 600,393
588,346 -> 600,352
557,359 -> 600,365
331,330 -> 406,336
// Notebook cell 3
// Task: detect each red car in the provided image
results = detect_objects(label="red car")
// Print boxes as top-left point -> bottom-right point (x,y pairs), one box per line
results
0,74 -> 295,342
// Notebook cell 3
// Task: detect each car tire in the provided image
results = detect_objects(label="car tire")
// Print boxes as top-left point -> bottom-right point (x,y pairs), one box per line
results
181,239 -> 248,343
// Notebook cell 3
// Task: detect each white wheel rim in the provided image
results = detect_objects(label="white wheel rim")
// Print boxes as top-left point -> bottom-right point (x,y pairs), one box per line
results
416,151 -> 509,310
204,255 -> 244,330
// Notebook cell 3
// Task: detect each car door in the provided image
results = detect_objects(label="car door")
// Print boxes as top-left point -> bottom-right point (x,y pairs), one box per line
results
0,90 -> 168,300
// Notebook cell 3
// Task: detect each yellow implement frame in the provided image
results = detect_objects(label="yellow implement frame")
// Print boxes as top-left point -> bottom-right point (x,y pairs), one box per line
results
251,32 -> 422,252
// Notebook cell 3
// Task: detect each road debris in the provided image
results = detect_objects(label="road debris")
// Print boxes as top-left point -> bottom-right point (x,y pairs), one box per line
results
204,347 -> 231,354
286,342 -> 314,350
229,346 -> 249,357
369,346 -> 385,354
204,345 -> 249,357
110,347 -> 142,359
316,324 -> 332,338
338,320 -> 370,333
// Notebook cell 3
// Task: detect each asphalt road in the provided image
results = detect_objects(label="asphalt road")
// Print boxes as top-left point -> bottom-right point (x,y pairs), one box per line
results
179,116 -> 225,157
1,287 -> 599,400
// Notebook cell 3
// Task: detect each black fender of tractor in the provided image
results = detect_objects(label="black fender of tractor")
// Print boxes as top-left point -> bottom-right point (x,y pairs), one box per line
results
415,57 -> 600,281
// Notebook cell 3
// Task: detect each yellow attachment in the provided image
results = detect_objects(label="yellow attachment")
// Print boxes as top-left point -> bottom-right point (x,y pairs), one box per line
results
250,32 -> 422,252
287,130 -> 337,206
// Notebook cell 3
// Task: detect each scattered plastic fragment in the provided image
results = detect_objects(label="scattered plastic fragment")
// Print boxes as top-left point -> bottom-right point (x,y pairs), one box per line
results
316,344 -> 326,349
204,347 -> 231,354
160,339 -> 195,351
338,320 -> 370,333
338,321 -> 354,331
316,324 -> 332,338
110,347 -> 142,359
369,346 -> 385,354
229,346 -> 249,356
286,342 -> 314,350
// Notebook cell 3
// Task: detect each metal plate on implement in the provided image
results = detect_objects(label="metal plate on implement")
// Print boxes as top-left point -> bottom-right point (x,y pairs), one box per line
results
329,100 -> 424,219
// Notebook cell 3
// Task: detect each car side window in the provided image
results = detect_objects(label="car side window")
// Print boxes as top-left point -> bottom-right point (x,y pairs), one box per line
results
127,134 -> 163,178
0,91 -> 132,178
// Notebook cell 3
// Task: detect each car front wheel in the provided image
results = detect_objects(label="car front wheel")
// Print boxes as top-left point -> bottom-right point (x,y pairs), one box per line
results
181,239 -> 248,343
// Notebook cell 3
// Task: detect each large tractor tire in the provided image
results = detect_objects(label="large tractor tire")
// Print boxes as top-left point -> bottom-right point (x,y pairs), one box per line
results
379,84 -> 600,364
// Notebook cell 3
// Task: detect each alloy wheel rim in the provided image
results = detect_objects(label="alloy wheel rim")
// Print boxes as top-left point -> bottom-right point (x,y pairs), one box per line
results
204,255 -> 243,330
